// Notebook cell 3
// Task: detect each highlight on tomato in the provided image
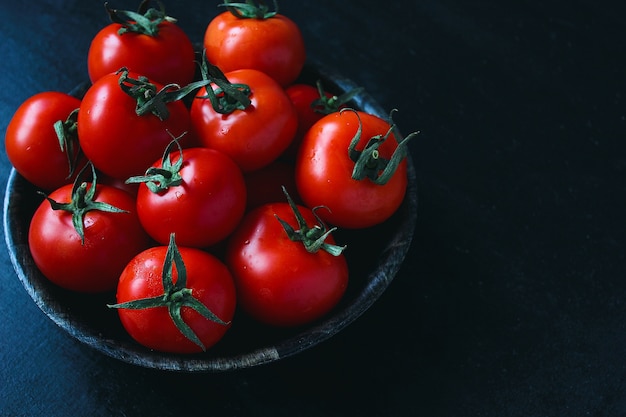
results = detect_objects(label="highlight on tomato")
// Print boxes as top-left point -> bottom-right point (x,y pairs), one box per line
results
126,137 -> 247,248
28,164 -> 151,293
204,0 -> 306,87
88,0 -> 196,87
109,233 -> 237,354
295,108 -> 418,229
4,91 -> 86,191
226,187 -> 349,327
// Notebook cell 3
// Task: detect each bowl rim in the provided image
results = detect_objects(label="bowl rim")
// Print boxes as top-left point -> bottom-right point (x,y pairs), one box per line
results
2,60 -> 418,372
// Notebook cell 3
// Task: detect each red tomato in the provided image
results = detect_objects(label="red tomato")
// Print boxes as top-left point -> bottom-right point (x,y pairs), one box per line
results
295,110 -> 410,229
243,160 -> 299,210
190,68 -> 297,173
28,180 -> 151,293
203,6 -> 305,87
113,239 -> 236,353
5,92 -> 85,191
77,70 -> 192,180
87,4 -> 195,86
226,200 -> 349,327
283,83 -> 336,160
132,146 -> 247,248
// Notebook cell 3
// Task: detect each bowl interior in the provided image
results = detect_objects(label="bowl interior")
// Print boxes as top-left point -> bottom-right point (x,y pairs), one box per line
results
3,61 -> 418,372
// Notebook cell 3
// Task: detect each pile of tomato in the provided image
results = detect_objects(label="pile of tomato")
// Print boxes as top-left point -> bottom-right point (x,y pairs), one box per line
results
4,1 -> 416,354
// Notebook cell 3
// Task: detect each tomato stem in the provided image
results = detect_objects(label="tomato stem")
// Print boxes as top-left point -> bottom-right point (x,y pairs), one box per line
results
117,68 -> 209,120
219,0 -> 278,19
274,186 -> 346,256
105,0 -> 177,36
53,107 -> 83,180
108,234 -> 230,351
39,163 -> 128,244
196,50 -> 252,114
311,80 -> 364,115
345,108 -> 419,185
126,134 -> 186,192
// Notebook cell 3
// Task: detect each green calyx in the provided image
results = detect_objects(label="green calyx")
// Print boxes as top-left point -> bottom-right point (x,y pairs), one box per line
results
117,67 -> 209,120
126,135 -> 185,193
105,0 -> 176,36
219,0 -> 278,19
274,186 -> 346,257
108,234 -> 230,351
53,108 -> 82,179
196,50 -> 252,115
39,163 -> 127,244
346,108 -> 419,185
311,80 -> 364,115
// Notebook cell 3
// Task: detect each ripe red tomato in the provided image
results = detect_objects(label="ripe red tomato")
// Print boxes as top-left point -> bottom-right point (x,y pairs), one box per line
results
295,109 -> 411,229
87,3 -> 195,86
112,238 -> 237,353
28,178 -> 151,293
77,70 -> 193,180
203,5 -> 305,87
190,68 -> 297,173
226,198 -> 349,327
5,92 -> 85,191
131,145 -> 247,248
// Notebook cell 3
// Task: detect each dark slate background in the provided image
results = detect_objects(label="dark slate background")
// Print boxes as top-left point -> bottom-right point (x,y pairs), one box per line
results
1,1 -> 625,416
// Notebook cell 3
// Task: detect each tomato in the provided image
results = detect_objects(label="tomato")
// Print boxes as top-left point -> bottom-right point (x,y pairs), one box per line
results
28,174 -> 151,293
295,109 -> 412,229
130,144 -> 247,248
203,4 -> 305,87
111,235 -> 236,353
77,69 -> 193,180
226,195 -> 348,327
243,160 -> 299,210
5,92 -> 85,191
87,3 -> 195,86
190,68 -> 297,173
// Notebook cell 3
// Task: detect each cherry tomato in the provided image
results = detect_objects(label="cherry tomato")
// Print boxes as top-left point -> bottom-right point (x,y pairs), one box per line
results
190,68 -> 297,173
87,3 -> 195,86
28,179 -> 151,293
5,92 -> 85,191
295,109 -> 411,229
113,238 -> 237,353
131,145 -> 247,248
204,5 -> 306,87
226,198 -> 349,327
77,70 -> 193,180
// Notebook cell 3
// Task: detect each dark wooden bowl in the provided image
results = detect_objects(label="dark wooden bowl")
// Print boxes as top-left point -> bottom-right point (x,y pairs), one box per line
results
3,61 -> 418,372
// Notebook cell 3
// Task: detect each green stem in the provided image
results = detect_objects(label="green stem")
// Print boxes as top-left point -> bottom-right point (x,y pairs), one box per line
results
218,0 -> 278,19
345,108 -> 419,185
39,163 -> 128,244
274,187 -> 346,256
53,108 -> 82,179
105,0 -> 177,36
125,134 -> 186,192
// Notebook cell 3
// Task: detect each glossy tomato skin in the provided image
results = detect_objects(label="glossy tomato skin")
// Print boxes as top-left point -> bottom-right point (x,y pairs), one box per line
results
115,246 -> 237,353
87,21 -> 196,86
204,11 -> 305,87
5,92 -> 85,191
295,110 -> 408,229
28,184 -> 151,293
190,69 -> 297,173
77,71 -> 192,180
136,147 -> 247,248
226,202 -> 349,327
